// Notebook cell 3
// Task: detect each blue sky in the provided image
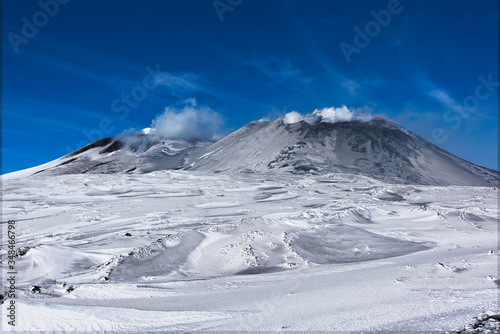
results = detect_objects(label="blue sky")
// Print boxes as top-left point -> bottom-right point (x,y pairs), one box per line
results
2,0 -> 498,173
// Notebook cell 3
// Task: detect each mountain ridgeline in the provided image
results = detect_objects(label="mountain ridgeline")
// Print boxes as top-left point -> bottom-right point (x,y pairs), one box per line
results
18,116 -> 499,186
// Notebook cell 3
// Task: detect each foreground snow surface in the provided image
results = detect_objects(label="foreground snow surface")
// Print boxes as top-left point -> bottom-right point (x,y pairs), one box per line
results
1,170 -> 498,332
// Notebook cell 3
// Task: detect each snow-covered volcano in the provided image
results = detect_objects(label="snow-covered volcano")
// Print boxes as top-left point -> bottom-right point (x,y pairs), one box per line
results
7,115 -> 498,186
188,116 -> 498,186
2,112 -> 499,332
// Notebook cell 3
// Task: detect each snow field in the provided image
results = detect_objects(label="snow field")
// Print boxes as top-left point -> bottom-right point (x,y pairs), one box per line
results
1,170 -> 498,332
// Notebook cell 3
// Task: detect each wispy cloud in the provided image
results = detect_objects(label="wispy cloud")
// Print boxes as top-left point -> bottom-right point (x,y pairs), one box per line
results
312,54 -> 364,97
342,79 -> 361,95
427,88 -> 464,113
152,71 -> 208,95
417,77 -> 470,117
420,77 -> 497,122
3,104 -> 92,136
18,45 -> 210,98
244,56 -> 313,88
18,46 -> 141,90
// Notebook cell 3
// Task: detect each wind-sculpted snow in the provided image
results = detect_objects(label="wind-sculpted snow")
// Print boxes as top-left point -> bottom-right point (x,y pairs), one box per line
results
1,170 -> 498,332
291,224 -> 430,264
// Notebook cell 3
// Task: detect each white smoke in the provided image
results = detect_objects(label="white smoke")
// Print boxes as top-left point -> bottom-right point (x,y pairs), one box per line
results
312,106 -> 355,123
150,99 -> 224,140
283,105 -> 373,125
283,111 -> 304,124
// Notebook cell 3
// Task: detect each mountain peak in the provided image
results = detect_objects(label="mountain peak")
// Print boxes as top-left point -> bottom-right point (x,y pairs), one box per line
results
187,115 -> 497,186
5,113 -> 498,187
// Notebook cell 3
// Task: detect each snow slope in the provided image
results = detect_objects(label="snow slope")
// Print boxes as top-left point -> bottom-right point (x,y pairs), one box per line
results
3,135 -> 214,179
188,117 -> 498,186
1,170 -> 498,332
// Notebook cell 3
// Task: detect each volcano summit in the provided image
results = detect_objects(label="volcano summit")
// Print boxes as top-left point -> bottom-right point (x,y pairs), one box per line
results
10,111 -> 498,187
